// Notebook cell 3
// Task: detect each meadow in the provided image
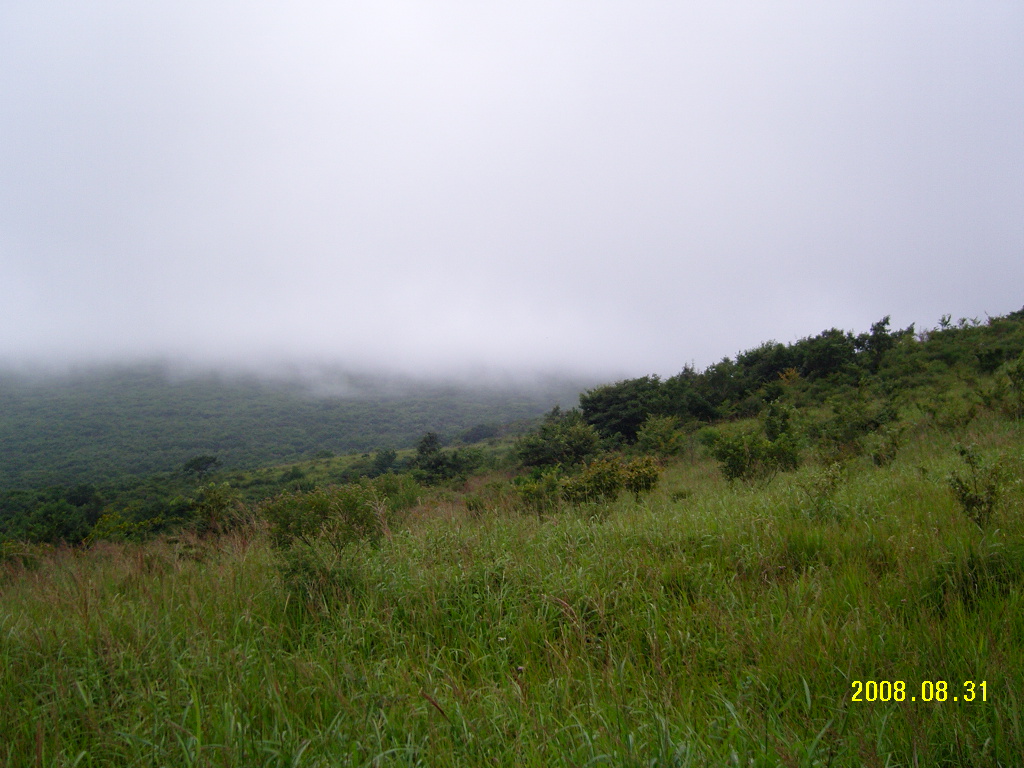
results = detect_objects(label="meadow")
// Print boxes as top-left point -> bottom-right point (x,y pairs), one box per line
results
1,410 -> 1021,767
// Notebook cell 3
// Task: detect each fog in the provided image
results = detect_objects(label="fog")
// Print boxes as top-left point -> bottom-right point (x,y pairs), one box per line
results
2,2 -> 1022,381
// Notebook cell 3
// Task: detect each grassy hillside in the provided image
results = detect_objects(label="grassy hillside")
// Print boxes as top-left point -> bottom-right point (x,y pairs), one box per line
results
0,365 -> 593,487
1,410 -> 1021,766
1,309 -> 1023,765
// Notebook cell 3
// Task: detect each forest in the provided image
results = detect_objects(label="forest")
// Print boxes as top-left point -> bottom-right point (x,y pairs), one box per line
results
0,365 -> 590,487
1,307 -> 1023,766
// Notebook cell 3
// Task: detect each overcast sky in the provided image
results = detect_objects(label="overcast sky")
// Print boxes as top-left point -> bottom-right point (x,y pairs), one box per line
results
2,2 -> 1022,380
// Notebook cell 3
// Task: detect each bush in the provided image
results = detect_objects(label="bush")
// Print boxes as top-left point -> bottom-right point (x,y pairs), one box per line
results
411,432 -> 484,484
561,456 -> 661,505
579,376 -> 666,442
514,468 -> 563,519
623,456 -> 660,499
710,431 -> 800,484
515,407 -> 600,468
947,446 -> 1003,528
815,395 -> 896,461
796,462 -> 846,520
261,478 -> 411,605
263,483 -> 389,552
988,352 -> 1024,419
635,415 -> 684,457
191,482 -> 247,535
866,424 -> 904,467
85,512 -> 165,544
562,457 -> 625,505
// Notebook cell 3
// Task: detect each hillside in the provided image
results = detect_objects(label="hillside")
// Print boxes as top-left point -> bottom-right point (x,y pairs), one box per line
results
1,308 -> 1023,765
0,364 -> 593,488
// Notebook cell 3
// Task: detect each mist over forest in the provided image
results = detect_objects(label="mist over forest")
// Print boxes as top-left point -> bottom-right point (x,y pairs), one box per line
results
0,360 -> 597,487
3,3 -> 1022,378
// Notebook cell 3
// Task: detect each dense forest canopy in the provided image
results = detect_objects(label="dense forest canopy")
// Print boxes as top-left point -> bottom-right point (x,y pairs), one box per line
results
0,365 -> 592,488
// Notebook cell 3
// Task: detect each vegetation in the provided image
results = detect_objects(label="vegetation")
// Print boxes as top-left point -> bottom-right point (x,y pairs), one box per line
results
0,307 -> 1023,765
0,365 -> 591,487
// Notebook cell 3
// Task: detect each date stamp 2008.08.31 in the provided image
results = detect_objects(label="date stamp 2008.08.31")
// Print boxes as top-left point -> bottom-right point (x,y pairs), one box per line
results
851,680 -> 987,703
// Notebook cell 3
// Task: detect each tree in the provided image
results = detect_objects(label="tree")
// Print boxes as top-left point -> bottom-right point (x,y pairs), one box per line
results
371,448 -> 397,476
856,316 -> 896,373
416,432 -> 442,458
736,342 -> 797,391
411,432 -> 481,484
182,455 -> 221,479
636,414 -> 683,457
516,408 -> 600,468
663,367 -> 719,422
579,376 -> 666,442
794,329 -> 858,381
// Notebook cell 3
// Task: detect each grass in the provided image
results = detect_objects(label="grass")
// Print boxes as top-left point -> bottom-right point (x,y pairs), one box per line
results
1,417 -> 1022,766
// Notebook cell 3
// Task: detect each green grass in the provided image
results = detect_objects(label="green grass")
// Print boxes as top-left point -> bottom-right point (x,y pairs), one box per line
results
1,417 -> 1022,766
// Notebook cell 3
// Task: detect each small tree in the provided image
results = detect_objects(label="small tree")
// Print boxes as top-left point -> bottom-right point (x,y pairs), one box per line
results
262,482 -> 388,606
636,415 -> 683,457
371,448 -> 397,476
416,432 -> 442,458
191,482 -> 245,535
515,469 -> 563,519
182,455 -> 221,479
947,446 -> 1003,528
516,408 -> 600,468
709,424 -> 800,484
562,457 -> 624,504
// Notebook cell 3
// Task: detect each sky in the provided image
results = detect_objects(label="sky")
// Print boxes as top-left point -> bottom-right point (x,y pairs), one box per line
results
2,1 -> 1022,381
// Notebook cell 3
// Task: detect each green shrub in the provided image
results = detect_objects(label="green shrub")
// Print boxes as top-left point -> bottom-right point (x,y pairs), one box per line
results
263,483 -> 385,552
515,407 -> 600,468
191,482 -> 247,535
370,472 -> 422,514
562,457 -> 625,505
706,403 -> 802,483
989,352 -> 1024,419
277,546 -> 366,609
636,414 -> 684,457
623,456 -> 660,499
262,479 -> 405,605
815,394 -> 896,461
710,431 -> 800,483
796,462 -> 846,520
411,432 -> 484,484
561,455 -> 662,505
84,512 -> 166,544
947,446 -> 1003,528
762,402 -> 796,442
515,468 -> 563,518
0,540 -> 49,573
866,424 -> 904,467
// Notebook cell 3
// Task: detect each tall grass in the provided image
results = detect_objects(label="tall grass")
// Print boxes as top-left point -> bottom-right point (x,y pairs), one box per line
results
1,417 -> 1022,766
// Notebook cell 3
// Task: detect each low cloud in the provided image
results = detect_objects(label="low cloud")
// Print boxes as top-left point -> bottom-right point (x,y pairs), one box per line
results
2,2 -> 1022,380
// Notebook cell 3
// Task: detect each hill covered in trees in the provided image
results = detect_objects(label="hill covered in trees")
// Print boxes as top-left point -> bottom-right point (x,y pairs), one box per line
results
0,364 -> 593,488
